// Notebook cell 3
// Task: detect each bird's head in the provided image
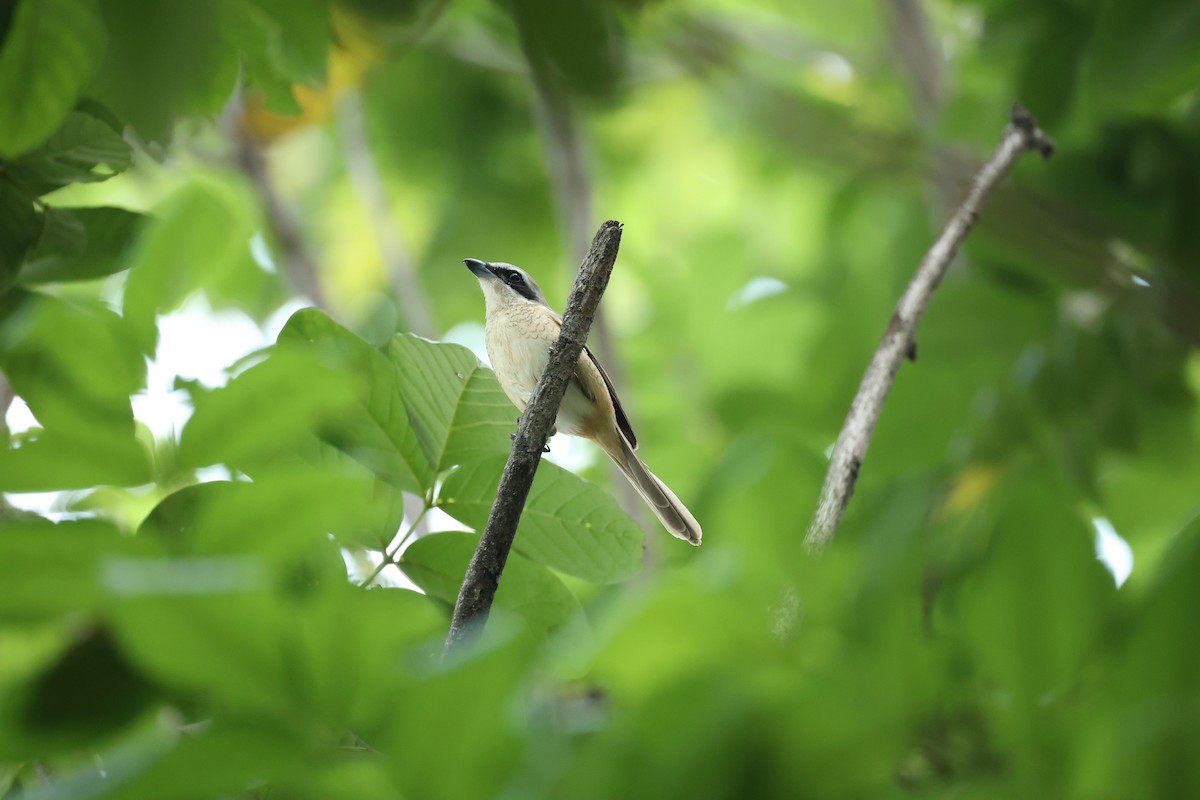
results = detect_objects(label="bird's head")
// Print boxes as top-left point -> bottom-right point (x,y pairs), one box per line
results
464,259 -> 548,310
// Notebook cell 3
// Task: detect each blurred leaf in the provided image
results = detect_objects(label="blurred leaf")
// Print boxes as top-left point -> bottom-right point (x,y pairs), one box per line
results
1088,0 -> 1200,113
110,585 -> 442,732
438,456 -> 644,584
401,531 -> 581,632
940,469 -> 1117,790
0,0 -> 105,157
378,632 -> 532,799
0,518 -> 138,622
4,111 -> 132,196
510,0 -> 625,97
947,471 -> 1115,696
122,180 -> 261,353
75,722 -> 312,800
90,0 -> 234,141
226,0 -> 332,114
0,628 -> 158,760
0,292 -> 150,489
20,206 -> 146,283
0,426 -> 151,491
0,179 -> 41,292
140,471 -> 383,557
178,348 -> 358,469
1080,515 -> 1200,797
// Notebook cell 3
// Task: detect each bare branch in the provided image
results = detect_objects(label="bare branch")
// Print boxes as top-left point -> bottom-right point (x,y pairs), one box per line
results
444,221 -> 623,651
806,105 -> 1054,552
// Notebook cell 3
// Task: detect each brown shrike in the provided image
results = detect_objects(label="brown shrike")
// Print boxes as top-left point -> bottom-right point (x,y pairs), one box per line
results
465,258 -> 702,545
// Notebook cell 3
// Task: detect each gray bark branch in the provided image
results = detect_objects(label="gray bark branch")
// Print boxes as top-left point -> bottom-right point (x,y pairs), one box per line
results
444,220 -> 623,651
806,104 -> 1054,552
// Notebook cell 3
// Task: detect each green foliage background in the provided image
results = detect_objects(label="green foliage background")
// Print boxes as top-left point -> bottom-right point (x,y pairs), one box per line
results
1,0 -> 1198,796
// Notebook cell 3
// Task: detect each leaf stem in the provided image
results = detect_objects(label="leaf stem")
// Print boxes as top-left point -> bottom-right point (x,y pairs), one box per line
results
359,502 -> 431,588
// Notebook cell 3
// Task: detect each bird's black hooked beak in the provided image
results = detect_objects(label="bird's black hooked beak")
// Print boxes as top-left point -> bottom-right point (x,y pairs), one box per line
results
464,258 -> 493,279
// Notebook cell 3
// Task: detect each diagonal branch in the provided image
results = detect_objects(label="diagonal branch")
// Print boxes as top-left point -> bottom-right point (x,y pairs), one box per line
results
806,104 -> 1054,552
444,220 -> 623,652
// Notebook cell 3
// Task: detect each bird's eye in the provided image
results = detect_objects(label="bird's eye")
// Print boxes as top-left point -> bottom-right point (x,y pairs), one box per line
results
506,272 -> 522,286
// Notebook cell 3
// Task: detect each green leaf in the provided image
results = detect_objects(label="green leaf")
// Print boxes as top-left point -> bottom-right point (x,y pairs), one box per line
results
0,426 -> 151,491
54,722 -> 310,800
278,309 -> 426,494
0,180 -> 41,293
110,586 -> 442,728
0,292 -> 150,489
0,518 -> 137,621
140,470 -> 385,557
384,333 -> 515,475
438,457 -> 644,584
0,0 -> 106,157
20,206 -> 146,283
0,629 -> 158,760
89,0 -> 234,142
944,470 -> 1116,722
401,531 -> 582,632
1088,0 -> 1200,113
225,0 -> 331,114
177,347 -> 359,470
4,111 -> 133,196
122,179 -> 260,352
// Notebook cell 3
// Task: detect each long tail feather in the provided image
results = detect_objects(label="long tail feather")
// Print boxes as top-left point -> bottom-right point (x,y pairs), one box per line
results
602,435 -> 702,545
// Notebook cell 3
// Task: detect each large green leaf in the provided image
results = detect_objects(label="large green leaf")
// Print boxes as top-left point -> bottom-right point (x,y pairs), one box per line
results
20,206 -> 146,283
122,180 -> 260,353
178,348 -> 357,469
0,0 -> 106,158
278,309 -> 426,494
0,179 -> 41,293
0,426 -> 151,491
384,333 -> 514,475
139,470 -> 386,557
438,456 -> 644,584
0,518 -> 140,621
0,292 -> 150,489
224,0 -> 331,114
401,531 -> 581,632
1087,0 -> 1200,113
0,628 -> 158,761
110,585 -> 442,729
4,111 -> 132,197
89,0 -> 234,141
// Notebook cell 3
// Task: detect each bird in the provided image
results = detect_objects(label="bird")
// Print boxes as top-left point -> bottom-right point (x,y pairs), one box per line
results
464,258 -> 702,546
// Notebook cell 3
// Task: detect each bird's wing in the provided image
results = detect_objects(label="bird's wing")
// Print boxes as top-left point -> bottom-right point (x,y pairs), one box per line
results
583,344 -> 637,450
547,309 -> 638,450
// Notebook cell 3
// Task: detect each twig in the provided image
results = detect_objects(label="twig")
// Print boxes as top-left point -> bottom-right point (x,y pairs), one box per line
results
358,501 -> 430,587
225,94 -> 328,309
805,104 -> 1053,552
444,220 -> 622,651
